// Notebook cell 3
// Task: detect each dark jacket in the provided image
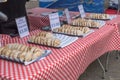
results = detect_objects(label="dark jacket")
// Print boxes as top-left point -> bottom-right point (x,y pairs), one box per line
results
0,0 -> 29,34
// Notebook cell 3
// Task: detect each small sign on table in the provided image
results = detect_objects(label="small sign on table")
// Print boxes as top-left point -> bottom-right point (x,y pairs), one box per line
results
64,8 -> 71,24
15,16 -> 29,38
78,5 -> 86,18
49,13 -> 61,31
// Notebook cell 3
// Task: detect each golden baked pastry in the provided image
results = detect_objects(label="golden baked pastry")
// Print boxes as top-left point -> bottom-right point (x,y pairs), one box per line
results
37,31 -> 54,38
87,13 -> 109,19
72,18 -> 100,27
0,43 -> 45,62
29,36 -> 61,47
53,25 -> 90,35
29,31 -> 61,47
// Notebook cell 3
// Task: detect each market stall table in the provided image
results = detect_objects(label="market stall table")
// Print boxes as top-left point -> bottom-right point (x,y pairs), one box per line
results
28,8 -> 120,29
0,23 -> 120,80
1,7 -> 120,80
27,7 -> 76,31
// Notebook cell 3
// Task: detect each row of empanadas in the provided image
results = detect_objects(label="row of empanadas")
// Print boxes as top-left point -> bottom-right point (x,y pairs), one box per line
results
29,31 -> 61,47
29,36 -> 61,47
53,25 -> 90,35
87,13 -> 109,19
72,18 -> 100,27
62,25 -> 90,33
37,31 -> 54,38
0,43 -> 44,62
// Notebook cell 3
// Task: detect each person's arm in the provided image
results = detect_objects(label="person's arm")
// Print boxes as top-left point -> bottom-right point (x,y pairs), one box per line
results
0,11 -> 8,21
0,0 -> 7,3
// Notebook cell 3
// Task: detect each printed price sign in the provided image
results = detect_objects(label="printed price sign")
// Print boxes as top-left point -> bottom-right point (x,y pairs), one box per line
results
64,8 -> 71,24
49,13 -> 60,30
78,5 -> 86,18
15,17 -> 29,38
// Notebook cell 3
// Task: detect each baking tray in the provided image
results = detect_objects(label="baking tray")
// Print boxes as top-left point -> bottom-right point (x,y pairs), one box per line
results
85,15 -> 116,20
28,34 -> 78,48
0,50 -> 51,65
71,20 -> 105,29
53,30 -> 94,37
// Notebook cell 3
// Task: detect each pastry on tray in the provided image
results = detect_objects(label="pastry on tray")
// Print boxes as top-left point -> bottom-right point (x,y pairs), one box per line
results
53,24 -> 90,35
0,43 -> 44,62
29,31 -> 61,47
86,13 -> 110,19
71,18 -> 100,27
37,31 -> 54,38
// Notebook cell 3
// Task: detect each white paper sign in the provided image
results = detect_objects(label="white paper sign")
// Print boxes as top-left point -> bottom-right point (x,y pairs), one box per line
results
49,13 -> 60,30
64,8 -> 71,24
15,17 -> 29,38
78,5 -> 86,18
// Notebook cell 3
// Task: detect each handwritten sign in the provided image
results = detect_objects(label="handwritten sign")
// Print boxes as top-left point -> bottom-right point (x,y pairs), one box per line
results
78,5 -> 86,18
49,13 -> 60,30
64,8 -> 71,24
15,17 -> 29,38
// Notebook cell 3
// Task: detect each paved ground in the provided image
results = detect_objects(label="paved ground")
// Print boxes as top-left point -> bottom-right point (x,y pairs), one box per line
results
26,1 -> 120,80
79,51 -> 120,80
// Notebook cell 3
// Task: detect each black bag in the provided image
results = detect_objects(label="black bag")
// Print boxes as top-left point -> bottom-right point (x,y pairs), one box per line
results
0,0 -> 29,35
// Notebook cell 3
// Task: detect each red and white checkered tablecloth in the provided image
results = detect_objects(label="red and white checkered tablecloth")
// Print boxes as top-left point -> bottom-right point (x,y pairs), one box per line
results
106,15 -> 120,34
1,8 -> 120,80
27,7 -> 77,31
0,24 -> 120,80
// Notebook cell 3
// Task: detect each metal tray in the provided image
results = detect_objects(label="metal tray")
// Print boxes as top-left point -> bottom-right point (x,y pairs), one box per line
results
0,50 -> 51,65
28,34 -> 78,48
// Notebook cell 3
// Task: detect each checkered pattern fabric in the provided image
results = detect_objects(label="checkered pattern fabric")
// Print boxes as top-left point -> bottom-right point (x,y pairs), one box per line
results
0,8 -> 120,80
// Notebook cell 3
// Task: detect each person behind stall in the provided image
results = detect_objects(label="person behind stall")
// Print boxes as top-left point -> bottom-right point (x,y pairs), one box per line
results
0,0 -> 29,35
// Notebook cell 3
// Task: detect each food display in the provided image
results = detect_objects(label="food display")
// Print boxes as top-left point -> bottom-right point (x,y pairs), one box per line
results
86,13 -> 110,20
53,25 -> 91,36
28,31 -> 78,48
71,18 -> 105,28
29,31 -> 61,47
0,43 -> 51,65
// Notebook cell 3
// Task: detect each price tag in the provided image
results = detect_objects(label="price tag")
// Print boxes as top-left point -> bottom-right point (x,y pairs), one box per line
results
78,5 -> 86,18
64,8 -> 71,24
15,17 -> 29,38
49,13 -> 60,30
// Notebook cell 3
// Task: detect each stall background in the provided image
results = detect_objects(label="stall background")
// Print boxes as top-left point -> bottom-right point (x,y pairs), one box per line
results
25,1 -> 120,80
39,0 -> 104,13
